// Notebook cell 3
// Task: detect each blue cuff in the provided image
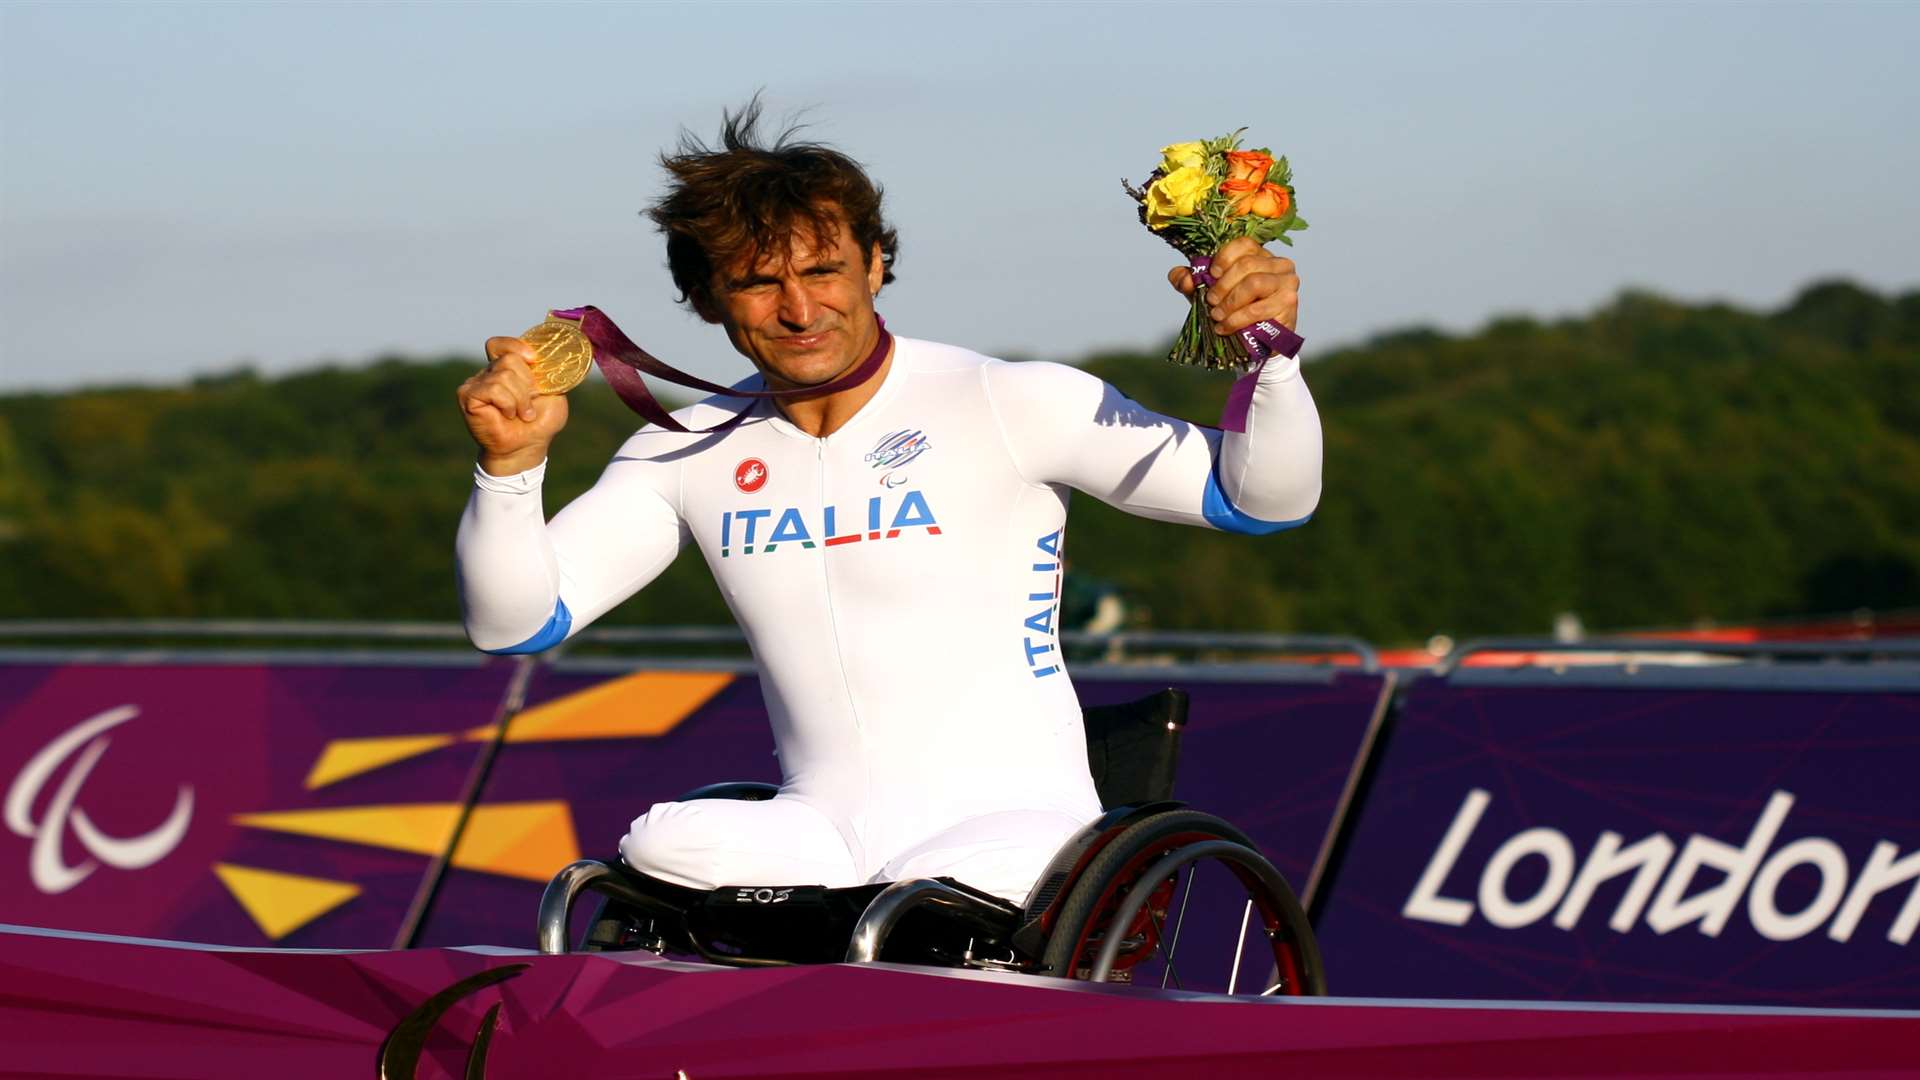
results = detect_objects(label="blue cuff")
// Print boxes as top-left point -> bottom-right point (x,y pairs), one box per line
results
1201,463 -> 1312,535
481,597 -> 573,654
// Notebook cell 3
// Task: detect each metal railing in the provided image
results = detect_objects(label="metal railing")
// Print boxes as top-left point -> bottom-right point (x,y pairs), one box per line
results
11,622 -> 1920,677
0,621 -> 1380,672
1437,636 -> 1920,676
0,619 -> 472,641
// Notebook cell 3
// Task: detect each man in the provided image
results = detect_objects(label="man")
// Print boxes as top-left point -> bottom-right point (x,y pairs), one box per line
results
455,105 -> 1320,905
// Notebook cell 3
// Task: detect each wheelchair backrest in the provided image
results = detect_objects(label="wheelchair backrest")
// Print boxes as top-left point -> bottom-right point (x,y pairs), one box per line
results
1080,688 -> 1188,809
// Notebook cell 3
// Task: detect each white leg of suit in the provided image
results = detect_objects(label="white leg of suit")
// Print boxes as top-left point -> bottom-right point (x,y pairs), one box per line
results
619,796 -> 863,890
876,809 -> 1089,905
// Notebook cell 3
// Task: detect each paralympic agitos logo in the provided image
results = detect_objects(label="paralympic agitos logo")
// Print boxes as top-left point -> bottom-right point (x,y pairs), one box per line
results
4,705 -> 194,895
378,963 -> 529,1079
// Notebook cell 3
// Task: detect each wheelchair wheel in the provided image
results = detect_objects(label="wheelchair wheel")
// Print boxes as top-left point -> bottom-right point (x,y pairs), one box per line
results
1039,809 -> 1325,995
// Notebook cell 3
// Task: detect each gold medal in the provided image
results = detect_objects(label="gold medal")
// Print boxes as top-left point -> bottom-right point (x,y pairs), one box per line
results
520,313 -> 594,395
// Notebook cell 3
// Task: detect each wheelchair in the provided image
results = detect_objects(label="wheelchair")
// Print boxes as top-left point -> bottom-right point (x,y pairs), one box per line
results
536,689 -> 1327,996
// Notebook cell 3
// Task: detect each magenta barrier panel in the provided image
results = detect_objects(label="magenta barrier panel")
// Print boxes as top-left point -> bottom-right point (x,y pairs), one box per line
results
1312,671 -> 1920,1008
414,667 -> 1388,953
4,925 -> 1917,1079
0,659 -> 517,948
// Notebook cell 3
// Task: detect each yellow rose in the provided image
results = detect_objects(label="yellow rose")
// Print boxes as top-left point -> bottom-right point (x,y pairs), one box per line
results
1159,141 -> 1207,173
1144,165 -> 1214,229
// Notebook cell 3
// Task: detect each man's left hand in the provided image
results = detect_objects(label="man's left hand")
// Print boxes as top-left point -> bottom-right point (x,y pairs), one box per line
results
1167,237 -> 1300,334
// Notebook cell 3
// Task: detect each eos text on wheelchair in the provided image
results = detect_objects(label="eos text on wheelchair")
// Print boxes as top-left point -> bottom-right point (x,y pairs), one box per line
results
536,689 -> 1326,996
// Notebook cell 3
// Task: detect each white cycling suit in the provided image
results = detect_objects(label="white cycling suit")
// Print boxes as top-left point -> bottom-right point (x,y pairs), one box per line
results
457,335 -> 1321,903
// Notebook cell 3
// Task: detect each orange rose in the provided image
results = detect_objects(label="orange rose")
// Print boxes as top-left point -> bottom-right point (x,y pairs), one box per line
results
1224,150 -> 1274,185
1221,179 -> 1293,219
1219,178 -> 1259,215
1241,182 -> 1292,219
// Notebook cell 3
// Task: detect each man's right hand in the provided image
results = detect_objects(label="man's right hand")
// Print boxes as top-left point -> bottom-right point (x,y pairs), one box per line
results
459,337 -> 571,476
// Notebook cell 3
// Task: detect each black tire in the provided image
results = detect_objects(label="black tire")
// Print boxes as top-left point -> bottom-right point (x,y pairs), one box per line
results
1039,809 -> 1324,995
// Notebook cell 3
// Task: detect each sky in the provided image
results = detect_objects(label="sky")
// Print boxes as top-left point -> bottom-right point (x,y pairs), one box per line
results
2,0 -> 1917,393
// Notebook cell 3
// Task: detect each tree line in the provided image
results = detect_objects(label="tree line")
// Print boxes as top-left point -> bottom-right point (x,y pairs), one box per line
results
1,280 -> 1914,645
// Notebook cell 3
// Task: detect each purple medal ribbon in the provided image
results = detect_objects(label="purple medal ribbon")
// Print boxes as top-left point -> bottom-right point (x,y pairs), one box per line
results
552,306 -> 894,435
1188,255 -> 1305,434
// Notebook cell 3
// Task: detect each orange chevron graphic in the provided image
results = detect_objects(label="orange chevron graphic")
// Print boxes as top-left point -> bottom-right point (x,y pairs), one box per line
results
491,670 -> 733,743
232,801 -> 580,881
303,671 -> 734,788
452,803 -> 584,881
213,863 -> 362,940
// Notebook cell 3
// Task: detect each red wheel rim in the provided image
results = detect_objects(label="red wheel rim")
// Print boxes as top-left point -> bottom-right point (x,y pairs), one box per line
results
1057,831 -> 1307,993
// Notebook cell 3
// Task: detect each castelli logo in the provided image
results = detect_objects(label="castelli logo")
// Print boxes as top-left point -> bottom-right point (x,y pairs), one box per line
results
734,459 -> 769,494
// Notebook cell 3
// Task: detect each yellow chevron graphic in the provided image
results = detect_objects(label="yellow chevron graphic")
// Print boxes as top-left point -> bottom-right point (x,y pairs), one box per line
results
212,863 -> 362,940
304,733 -> 459,790
233,800 -> 580,882
235,803 -> 459,855
303,671 -> 734,788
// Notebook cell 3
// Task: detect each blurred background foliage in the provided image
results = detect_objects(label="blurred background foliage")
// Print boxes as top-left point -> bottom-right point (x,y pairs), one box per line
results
2,280 -> 1915,645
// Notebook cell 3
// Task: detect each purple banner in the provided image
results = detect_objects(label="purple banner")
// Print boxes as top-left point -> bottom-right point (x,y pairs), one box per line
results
1313,674 -> 1920,1008
417,670 -> 1388,951
0,660 -> 517,948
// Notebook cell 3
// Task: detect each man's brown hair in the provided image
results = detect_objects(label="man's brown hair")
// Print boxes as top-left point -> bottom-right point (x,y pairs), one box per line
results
647,98 -> 900,318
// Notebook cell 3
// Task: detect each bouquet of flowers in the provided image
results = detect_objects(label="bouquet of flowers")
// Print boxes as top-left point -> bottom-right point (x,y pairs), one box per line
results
1124,130 -> 1308,370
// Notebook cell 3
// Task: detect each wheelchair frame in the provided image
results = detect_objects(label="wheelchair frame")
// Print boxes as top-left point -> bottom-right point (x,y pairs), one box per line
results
535,690 -> 1327,996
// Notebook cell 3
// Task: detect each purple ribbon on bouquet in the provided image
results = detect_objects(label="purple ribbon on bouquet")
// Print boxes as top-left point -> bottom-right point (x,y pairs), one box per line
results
1188,256 -> 1305,434
552,306 -> 894,435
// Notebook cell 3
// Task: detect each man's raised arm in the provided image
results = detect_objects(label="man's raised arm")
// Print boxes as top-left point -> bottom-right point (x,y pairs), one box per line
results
454,336 -> 688,654
981,240 -> 1321,531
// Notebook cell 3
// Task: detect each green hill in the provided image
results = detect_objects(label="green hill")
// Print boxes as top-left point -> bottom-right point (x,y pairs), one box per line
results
2,280 -> 1915,644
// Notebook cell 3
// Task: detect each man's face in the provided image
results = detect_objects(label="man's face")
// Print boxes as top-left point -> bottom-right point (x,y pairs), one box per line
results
703,216 -> 886,389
